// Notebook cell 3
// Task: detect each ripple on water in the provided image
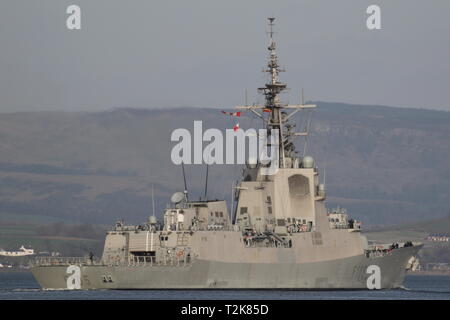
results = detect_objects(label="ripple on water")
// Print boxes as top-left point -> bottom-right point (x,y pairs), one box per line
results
0,273 -> 449,300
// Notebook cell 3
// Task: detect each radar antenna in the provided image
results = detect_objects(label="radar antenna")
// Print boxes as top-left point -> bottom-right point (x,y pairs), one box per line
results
148,184 -> 157,227
181,162 -> 189,202
235,17 -> 317,169
151,184 -> 156,217
204,164 -> 209,200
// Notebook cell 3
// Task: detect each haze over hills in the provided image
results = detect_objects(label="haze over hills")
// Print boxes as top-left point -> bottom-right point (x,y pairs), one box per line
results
0,102 -> 449,227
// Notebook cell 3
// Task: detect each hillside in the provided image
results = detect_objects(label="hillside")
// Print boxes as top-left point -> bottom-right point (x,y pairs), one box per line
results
0,222 -> 105,259
364,216 -> 450,265
0,102 -> 449,226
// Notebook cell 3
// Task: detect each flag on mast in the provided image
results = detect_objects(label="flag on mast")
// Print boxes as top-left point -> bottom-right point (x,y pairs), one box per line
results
221,111 -> 241,117
221,110 -> 241,131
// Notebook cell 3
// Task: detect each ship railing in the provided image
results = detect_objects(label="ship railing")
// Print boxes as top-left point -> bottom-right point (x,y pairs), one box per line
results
30,256 -> 102,267
365,241 -> 419,259
364,250 -> 389,259
287,225 -> 312,233
364,245 -> 399,258
329,223 -> 362,231
330,224 -> 348,229
126,250 -> 193,268
242,233 -> 294,248
32,254 -> 194,268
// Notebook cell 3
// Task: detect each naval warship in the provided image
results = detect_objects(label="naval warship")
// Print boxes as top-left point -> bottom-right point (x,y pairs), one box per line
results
30,18 -> 422,290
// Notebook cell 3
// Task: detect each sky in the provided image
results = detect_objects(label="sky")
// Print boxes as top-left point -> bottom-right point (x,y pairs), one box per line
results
0,0 -> 449,112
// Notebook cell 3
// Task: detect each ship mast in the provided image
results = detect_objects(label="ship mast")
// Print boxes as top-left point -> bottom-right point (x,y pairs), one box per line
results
262,17 -> 287,168
236,17 -> 316,169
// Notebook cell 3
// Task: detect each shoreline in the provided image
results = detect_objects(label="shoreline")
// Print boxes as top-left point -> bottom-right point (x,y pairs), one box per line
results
0,268 -> 31,273
407,271 -> 450,276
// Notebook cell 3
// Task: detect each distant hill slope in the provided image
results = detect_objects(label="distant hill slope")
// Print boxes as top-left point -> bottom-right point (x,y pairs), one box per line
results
363,215 -> 450,265
367,215 -> 450,235
0,102 -> 449,226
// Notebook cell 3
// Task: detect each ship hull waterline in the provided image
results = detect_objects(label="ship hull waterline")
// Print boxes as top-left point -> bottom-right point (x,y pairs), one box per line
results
30,245 -> 420,290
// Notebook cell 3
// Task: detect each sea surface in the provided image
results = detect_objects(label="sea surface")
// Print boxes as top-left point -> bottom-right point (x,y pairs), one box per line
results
0,272 -> 449,300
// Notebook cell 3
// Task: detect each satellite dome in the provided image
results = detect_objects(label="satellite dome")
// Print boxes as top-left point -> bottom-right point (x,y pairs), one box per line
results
302,156 -> 315,168
170,192 -> 185,204
247,156 -> 258,169
148,216 -> 157,225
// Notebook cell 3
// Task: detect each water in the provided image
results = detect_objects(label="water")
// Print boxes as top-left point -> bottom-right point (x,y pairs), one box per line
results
0,272 -> 449,300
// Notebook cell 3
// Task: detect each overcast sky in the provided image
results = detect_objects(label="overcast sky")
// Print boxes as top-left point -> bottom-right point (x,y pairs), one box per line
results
0,0 -> 449,112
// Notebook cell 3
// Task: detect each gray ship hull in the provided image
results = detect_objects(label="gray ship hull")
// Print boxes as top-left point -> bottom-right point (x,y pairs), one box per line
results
30,245 -> 420,290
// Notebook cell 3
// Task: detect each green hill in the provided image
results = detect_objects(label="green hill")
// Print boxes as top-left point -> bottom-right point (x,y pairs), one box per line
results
0,103 -> 449,226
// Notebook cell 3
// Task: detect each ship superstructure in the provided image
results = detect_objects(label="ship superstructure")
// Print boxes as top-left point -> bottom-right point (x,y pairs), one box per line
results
30,18 -> 422,290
